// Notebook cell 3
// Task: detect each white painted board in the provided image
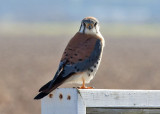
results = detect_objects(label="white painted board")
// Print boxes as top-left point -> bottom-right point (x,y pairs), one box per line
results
79,89 -> 160,108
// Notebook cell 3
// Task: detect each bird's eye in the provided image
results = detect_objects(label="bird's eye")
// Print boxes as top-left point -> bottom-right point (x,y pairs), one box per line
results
94,22 -> 97,26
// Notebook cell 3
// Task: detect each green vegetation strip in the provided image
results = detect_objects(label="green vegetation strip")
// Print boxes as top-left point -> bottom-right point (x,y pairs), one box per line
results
0,22 -> 160,38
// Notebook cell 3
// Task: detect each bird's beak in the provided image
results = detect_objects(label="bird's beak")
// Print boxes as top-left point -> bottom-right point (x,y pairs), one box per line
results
86,23 -> 94,30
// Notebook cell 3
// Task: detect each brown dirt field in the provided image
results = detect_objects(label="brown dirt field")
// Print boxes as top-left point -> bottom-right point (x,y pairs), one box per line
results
0,35 -> 160,114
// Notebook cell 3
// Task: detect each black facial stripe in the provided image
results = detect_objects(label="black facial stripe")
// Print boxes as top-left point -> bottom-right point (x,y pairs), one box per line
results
94,22 -> 97,26
83,23 -> 86,34
95,25 -> 98,33
79,24 -> 82,31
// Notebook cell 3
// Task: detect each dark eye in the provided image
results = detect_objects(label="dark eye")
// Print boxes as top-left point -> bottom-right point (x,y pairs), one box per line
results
94,22 -> 97,26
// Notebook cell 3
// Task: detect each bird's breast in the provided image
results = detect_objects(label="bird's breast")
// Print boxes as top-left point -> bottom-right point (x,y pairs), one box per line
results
86,56 -> 102,79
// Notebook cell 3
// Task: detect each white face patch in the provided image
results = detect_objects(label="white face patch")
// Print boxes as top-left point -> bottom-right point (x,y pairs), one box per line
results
79,23 -> 100,35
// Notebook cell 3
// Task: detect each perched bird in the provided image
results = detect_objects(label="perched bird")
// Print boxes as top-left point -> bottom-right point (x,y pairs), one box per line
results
34,17 -> 105,99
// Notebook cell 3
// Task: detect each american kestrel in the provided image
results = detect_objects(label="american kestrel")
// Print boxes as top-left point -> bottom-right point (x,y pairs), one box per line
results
34,17 -> 105,99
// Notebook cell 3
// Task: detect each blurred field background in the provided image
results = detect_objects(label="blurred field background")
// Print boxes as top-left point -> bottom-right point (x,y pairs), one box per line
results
0,0 -> 160,114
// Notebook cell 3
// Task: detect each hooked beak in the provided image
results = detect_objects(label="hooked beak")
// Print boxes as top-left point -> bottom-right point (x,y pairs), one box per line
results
86,23 -> 94,30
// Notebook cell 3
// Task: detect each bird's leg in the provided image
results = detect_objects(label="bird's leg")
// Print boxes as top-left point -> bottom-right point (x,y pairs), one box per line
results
80,78 -> 86,89
78,78 -> 94,89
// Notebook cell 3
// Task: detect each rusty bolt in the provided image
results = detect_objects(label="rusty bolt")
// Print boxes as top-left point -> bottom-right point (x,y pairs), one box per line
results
67,95 -> 71,100
59,93 -> 63,100
49,94 -> 53,98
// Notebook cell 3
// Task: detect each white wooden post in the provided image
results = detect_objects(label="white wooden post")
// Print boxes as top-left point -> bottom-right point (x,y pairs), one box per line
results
41,88 -> 160,114
41,88 -> 86,114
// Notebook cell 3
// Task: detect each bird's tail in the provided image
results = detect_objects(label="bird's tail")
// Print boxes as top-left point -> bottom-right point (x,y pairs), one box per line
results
34,72 -> 75,100
34,81 -> 60,100
39,80 -> 52,92
34,92 -> 49,99
34,80 -> 53,99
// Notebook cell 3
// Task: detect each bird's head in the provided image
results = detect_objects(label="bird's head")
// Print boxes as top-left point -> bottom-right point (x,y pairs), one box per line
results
79,17 -> 100,35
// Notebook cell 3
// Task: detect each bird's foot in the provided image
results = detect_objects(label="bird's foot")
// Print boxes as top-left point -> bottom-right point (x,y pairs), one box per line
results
77,86 -> 94,89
